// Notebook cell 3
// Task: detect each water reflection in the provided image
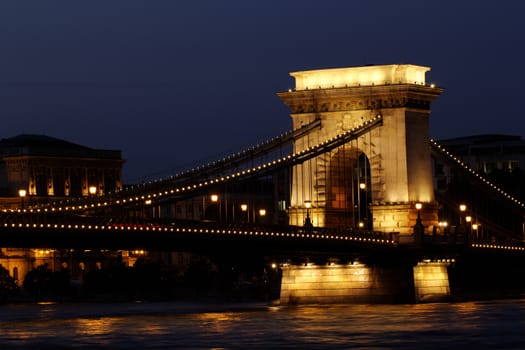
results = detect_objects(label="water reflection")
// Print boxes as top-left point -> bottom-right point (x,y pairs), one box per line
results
74,317 -> 119,337
0,300 -> 523,349
195,312 -> 241,334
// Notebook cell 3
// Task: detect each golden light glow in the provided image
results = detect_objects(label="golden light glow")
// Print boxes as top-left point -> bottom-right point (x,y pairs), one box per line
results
359,183 -> 366,190
89,186 -> 97,195
465,216 -> 472,223
415,202 -> 422,210
259,209 -> 266,216
280,264 -> 374,304
290,64 -> 430,90
210,194 -> 219,202
459,204 -> 467,212
304,200 -> 312,209
413,262 -> 451,302
240,203 -> 248,211
144,199 -> 152,205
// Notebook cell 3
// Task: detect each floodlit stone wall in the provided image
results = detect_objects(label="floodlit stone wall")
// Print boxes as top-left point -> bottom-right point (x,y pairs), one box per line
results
413,262 -> 451,302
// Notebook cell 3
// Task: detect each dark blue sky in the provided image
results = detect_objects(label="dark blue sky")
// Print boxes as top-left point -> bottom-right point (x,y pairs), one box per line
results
1,1 -> 524,183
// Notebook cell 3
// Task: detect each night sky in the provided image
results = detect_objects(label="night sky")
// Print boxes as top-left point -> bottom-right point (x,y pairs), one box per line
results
1,1 -> 524,183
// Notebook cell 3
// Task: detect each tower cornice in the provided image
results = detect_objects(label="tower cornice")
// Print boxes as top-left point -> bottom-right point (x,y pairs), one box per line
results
277,84 -> 443,114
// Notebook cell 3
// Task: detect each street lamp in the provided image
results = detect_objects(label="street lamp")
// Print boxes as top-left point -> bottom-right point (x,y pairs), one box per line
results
258,208 -> 266,225
414,202 -> 425,244
304,200 -> 313,228
18,189 -> 27,209
210,194 -> 220,222
89,186 -> 97,196
459,204 -> 467,226
465,216 -> 472,238
438,221 -> 448,234
472,223 -> 480,240
240,203 -> 248,223
357,182 -> 366,228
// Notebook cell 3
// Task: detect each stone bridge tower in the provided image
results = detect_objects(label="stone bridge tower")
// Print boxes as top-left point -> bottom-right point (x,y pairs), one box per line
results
278,64 -> 443,237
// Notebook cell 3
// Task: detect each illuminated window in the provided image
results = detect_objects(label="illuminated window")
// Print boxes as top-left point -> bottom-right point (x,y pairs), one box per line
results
483,161 -> 496,174
509,160 -> 519,171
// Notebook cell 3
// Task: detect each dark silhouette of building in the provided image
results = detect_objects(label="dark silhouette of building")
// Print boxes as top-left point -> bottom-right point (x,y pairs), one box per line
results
438,134 -> 525,173
0,134 -> 124,200
434,134 -> 525,201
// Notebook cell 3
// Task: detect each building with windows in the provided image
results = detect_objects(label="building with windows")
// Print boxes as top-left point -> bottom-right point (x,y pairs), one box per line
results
0,134 -> 125,286
0,134 -> 124,203
437,134 -> 525,173
433,134 -> 525,194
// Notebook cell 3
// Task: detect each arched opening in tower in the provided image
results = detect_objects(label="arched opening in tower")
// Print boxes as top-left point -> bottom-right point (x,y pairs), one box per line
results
325,146 -> 372,229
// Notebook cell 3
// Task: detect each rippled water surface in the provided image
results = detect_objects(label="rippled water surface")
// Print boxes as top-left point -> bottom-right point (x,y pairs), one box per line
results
1,299 -> 524,349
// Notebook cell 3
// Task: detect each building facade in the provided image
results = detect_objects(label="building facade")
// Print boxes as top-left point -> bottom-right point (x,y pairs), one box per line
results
433,134 -> 525,195
0,134 -> 124,200
0,134 -> 125,286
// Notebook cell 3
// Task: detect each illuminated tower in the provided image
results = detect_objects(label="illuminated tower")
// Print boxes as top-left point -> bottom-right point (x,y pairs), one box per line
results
278,64 -> 443,237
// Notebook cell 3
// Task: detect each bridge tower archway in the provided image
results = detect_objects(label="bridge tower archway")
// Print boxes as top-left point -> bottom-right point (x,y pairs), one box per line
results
278,64 -> 443,237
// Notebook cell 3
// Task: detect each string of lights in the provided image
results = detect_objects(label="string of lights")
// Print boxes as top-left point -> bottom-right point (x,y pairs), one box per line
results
6,115 -> 383,214
430,139 -> 524,209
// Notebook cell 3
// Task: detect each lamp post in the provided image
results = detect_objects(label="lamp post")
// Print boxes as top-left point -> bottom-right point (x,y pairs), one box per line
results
359,182 -> 367,229
144,199 -> 152,218
438,221 -> 448,234
465,216 -> 472,239
357,182 -> 366,228
89,185 -> 97,196
472,223 -> 480,240
18,189 -> 27,210
211,194 -> 220,222
459,204 -> 467,224
240,203 -> 248,223
414,202 -> 425,245
258,208 -> 266,225
304,200 -> 313,228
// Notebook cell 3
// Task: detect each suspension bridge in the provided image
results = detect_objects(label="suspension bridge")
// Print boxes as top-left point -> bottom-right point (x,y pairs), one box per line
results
1,64 -> 524,303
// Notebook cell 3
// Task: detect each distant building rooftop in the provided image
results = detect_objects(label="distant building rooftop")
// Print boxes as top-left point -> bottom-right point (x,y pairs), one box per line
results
438,134 -> 525,156
438,134 -> 522,145
0,134 -> 122,160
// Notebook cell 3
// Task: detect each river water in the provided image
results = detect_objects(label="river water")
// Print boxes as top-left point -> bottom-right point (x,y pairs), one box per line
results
1,298 -> 524,349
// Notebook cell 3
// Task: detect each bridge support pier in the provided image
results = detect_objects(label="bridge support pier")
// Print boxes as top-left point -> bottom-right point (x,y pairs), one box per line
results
279,260 -> 451,304
413,261 -> 451,302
